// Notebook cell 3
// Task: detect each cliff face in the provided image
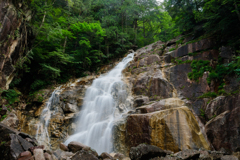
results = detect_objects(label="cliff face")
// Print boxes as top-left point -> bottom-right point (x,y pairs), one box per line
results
0,0 -> 32,90
115,37 -> 240,154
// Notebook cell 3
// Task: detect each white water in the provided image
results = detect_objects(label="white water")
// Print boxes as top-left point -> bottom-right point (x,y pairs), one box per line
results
65,53 -> 135,154
35,87 -> 62,147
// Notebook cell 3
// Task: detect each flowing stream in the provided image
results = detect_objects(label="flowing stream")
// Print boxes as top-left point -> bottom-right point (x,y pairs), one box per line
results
35,87 -> 62,147
65,53 -> 135,154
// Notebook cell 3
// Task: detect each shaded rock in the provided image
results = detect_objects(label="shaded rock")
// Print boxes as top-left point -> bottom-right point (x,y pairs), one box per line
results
126,107 -> 210,153
129,144 -> 166,160
68,141 -> 90,153
220,46 -> 234,60
206,107 -> 240,152
221,155 -> 238,160
0,105 -> 7,115
171,39 -> 214,58
60,143 -> 69,151
71,150 -> 98,160
100,152 -> 114,160
134,96 -> 149,108
174,149 -> 200,159
33,149 -> 45,160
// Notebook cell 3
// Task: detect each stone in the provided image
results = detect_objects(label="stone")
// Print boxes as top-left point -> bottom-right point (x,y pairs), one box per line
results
71,150 -> 98,160
33,149 -> 45,160
1,112 -> 19,129
221,155 -> 238,160
29,145 -> 44,153
60,143 -> 69,151
113,153 -> 126,160
126,107 -> 210,153
206,107 -> 240,152
63,103 -> 79,113
136,98 -> 185,113
44,152 -> 53,160
129,144 -> 167,160
60,151 -> 74,160
134,96 -> 149,108
68,141 -> 90,153
0,105 -> 7,115
174,149 -> 200,159
171,39 -> 215,58
17,151 -> 33,160
100,152 -> 114,160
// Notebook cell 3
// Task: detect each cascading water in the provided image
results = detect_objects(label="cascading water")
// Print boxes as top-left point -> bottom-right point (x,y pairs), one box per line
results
65,53 -> 135,154
35,87 -> 62,148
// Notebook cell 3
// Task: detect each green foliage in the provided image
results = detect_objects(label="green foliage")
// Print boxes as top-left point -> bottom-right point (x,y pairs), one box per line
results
188,60 -> 211,82
198,92 -> 218,99
0,89 -> 21,105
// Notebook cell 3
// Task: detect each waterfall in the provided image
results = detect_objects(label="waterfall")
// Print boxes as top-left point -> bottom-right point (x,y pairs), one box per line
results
35,87 -> 62,148
65,53 -> 135,154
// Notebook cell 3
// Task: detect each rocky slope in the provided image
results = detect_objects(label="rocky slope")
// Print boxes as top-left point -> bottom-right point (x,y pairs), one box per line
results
0,0 -> 32,90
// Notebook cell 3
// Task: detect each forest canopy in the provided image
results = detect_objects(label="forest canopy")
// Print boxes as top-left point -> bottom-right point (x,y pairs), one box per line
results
11,0 -> 240,93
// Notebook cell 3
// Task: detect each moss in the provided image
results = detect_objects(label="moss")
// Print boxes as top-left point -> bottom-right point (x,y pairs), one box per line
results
198,92 -> 217,99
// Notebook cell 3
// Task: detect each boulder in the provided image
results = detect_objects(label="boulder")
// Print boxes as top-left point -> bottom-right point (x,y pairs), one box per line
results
134,96 -> 149,108
129,144 -> 167,160
33,149 -> 45,160
100,152 -> 114,160
206,107 -> 240,152
71,150 -> 98,160
17,151 -> 33,160
126,107 -> 210,153
1,112 -> 19,129
174,149 -> 200,159
62,103 -> 79,113
221,155 -> 238,160
44,152 -> 53,160
60,151 -> 74,160
68,141 -> 90,153
60,143 -> 69,151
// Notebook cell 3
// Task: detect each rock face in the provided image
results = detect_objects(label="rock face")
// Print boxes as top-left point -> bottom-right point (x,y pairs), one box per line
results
0,0 -> 32,90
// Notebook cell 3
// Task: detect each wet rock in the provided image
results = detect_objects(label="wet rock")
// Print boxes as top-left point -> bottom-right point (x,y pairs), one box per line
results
129,144 -> 167,160
33,149 -> 45,160
174,149 -> 200,159
71,150 -> 98,160
60,143 -> 69,151
62,103 -> 79,113
206,107 -> 240,152
68,141 -> 90,153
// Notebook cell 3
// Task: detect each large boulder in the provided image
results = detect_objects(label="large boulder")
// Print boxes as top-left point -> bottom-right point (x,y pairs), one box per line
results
205,107 -> 240,152
0,123 -> 38,160
126,107 -> 211,153
129,144 -> 167,160
71,150 -> 98,160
